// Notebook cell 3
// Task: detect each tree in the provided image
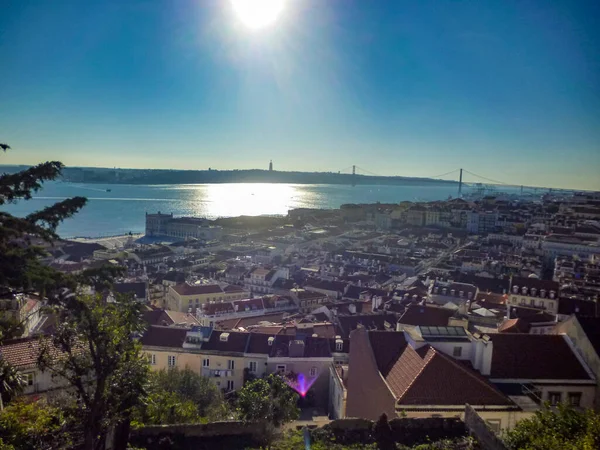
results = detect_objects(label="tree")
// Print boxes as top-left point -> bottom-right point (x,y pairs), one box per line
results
0,144 -> 87,300
0,358 -> 25,411
38,292 -> 149,450
0,144 -> 87,406
141,367 -> 228,421
373,413 -> 395,450
503,403 -> 600,450
133,389 -> 201,426
237,373 -> 300,427
0,399 -> 73,450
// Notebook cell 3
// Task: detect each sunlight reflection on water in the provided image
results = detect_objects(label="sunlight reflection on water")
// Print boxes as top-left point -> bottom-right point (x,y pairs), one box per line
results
0,182 -> 468,237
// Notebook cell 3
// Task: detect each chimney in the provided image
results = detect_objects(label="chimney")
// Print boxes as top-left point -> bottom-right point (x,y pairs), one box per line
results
471,335 -> 493,375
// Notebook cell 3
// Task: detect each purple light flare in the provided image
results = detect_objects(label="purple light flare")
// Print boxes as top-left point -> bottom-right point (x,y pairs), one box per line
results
283,372 -> 317,397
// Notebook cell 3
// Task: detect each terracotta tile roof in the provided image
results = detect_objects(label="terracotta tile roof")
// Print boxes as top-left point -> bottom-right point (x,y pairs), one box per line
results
232,298 -> 264,312
397,348 -> 514,406
368,331 -> 410,374
202,302 -> 235,315
0,336 -> 60,370
201,331 -> 249,353
141,325 -> 188,348
398,304 -> 455,327
171,283 -> 223,296
367,331 -> 513,406
489,333 -> 592,380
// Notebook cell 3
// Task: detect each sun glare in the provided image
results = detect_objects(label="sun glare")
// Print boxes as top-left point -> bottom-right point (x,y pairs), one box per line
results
231,0 -> 285,30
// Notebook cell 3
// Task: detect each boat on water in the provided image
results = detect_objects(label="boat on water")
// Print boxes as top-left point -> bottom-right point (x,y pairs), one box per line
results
106,189 -> 111,192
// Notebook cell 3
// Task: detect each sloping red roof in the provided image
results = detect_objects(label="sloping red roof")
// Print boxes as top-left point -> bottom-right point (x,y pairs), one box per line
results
368,331 -> 513,406
171,284 -> 223,296
397,347 -> 514,406
0,337 -> 53,370
490,333 -> 592,380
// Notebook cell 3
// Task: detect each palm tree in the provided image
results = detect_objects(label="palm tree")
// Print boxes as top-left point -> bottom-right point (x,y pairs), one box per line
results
0,357 -> 25,410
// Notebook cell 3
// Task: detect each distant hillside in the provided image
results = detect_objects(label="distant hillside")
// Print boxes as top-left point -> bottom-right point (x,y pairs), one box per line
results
1,165 -> 457,186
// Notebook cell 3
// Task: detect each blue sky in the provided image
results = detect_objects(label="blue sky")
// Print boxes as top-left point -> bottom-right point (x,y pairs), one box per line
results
1,0 -> 599,190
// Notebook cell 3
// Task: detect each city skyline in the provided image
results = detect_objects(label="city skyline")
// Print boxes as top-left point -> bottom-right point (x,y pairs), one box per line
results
1,0 -> 599,190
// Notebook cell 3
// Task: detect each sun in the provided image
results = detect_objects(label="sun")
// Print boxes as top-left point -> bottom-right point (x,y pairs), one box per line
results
231,0 -> 285,30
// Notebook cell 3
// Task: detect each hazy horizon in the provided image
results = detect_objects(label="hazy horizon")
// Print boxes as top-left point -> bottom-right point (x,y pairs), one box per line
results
1,0 -> 599,190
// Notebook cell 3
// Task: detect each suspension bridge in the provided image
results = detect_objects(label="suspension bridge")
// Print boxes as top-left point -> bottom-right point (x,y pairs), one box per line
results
334,165 -> 561,197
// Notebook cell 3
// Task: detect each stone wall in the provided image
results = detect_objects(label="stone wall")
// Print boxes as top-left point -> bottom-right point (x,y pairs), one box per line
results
129,421 -> 268,450
464,404 -> 508,450
324,416 -> 466,447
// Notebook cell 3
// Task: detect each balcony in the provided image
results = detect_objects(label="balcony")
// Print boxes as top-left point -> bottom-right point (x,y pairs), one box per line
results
202,368 -> 235,378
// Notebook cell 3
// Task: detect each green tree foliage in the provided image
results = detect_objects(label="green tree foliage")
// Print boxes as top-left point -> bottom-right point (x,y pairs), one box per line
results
0,144 -> 87,301
38,292 -> 149,450
134,389 -> 201,426
237,373 -> 300,427
134,367 -> 229,425
0,399 -> 73,449
503,404 -> 600,450
0,359 -> 25,411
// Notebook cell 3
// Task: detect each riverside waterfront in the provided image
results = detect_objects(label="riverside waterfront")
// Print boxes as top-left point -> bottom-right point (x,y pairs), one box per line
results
1,181 -> 504,238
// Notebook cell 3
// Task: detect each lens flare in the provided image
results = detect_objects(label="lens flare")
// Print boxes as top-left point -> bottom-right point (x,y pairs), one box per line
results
283,372 -> 317,397
231,0 -> 285,29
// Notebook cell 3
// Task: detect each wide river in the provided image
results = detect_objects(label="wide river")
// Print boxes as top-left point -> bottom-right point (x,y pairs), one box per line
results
2,182 -> 484,238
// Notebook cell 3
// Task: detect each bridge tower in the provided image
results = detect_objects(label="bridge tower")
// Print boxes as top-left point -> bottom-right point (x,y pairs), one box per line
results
352,165 -> 356,187
458,168 -> 463,196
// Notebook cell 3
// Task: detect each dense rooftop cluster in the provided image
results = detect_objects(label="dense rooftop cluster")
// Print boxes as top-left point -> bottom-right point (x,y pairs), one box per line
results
3,189 -> 600,432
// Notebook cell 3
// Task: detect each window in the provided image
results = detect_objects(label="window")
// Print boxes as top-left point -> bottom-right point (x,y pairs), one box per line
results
24,372 -> 34,386
568,392 -> 582,407
276,364 -> 286,373
548,392 -> 562,405
226,380 -> 234,391
511,296 -> 517,303
249,361 -> 257,373
168,355 -> 176,368
203,358 -> 210,368
486,419 -> 501,433
309,367 -> 318,377
530,298 -> 535,306
453,346 -> 462,357
150,354 -> 156,365
335,341 -> 343,352
228,360 -> 235,370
